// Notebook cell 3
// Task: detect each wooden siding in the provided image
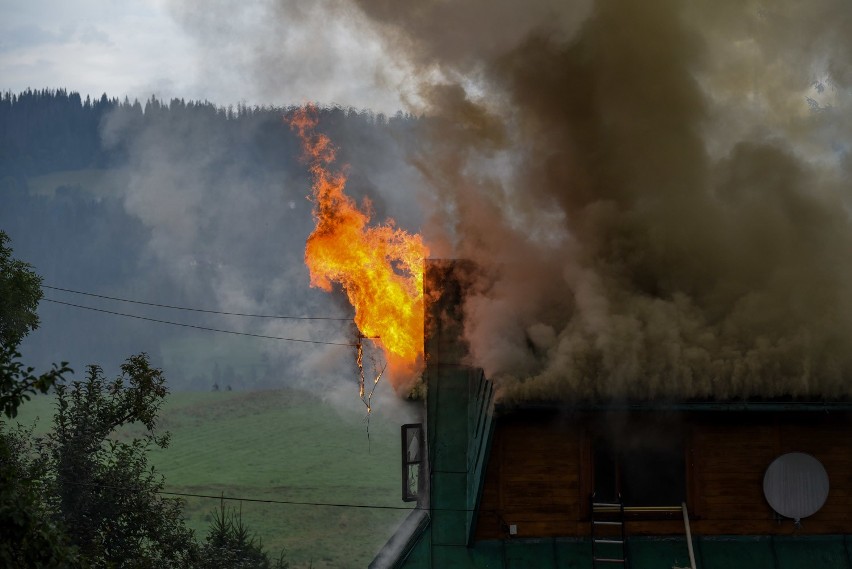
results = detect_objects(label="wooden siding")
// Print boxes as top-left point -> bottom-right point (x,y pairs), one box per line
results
475,413 -> 587,540
474,411 -> 852,541
687,414 -> 852,535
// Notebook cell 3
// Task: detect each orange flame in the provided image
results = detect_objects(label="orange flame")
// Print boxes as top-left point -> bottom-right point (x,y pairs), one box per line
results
289,105 -> 429,379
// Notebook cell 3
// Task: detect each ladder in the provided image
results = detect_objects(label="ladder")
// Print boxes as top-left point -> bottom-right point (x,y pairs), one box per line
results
590,493 -> 628,568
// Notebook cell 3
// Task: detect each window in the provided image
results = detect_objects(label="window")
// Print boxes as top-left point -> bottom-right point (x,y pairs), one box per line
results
401,423 -> 424,502
593,417 -> 686,508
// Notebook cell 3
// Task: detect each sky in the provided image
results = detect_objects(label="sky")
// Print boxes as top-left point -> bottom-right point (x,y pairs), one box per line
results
0,0 -> 408,113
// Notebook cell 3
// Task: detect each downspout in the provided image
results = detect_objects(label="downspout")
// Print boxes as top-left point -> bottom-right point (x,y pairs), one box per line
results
682,502 -> 697,569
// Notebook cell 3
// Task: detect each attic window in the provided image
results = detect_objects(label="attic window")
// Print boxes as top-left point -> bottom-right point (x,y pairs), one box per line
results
593,418 -> 686,508
401,423 -> 424,502
620,442 -> 686,507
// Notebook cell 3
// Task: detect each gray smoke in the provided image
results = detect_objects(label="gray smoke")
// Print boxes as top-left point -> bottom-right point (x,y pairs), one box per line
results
166,0 -> 407,113
351,0 -> 852,399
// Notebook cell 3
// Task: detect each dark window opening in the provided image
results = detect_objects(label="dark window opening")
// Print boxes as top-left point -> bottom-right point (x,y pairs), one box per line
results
593,441 -> 619,503
593,419 -> 686,508
620,444 -> 685,506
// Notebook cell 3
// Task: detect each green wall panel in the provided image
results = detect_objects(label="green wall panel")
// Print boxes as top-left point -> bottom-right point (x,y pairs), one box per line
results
628,537 -> 691,569
553,539 -> 592,569
434,545 -> 505,569
391,530 -> 852,569
504,540 -> 558,569
469,541 -> 505,568
774,536 -> 851,569
432,509 -> 467,547
696,536 -> 776,569
430,368 -> 469,473
433,472 -> 467,510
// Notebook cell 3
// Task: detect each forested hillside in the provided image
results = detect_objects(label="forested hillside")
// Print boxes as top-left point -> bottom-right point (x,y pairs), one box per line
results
0,89 -> 113,175
1,88 -> 417,175
0,89 -> 425,391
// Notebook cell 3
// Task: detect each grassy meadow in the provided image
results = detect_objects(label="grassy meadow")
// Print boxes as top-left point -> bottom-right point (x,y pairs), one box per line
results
13,388 -> 416,569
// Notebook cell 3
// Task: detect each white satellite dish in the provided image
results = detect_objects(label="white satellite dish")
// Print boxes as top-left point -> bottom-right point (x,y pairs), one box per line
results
763,452 -> 829,526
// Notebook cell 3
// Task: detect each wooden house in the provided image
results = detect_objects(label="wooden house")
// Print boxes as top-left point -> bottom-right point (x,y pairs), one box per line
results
371,260 -> 852,569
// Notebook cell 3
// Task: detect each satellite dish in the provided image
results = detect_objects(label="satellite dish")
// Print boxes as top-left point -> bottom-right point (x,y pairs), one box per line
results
763,452 -> 829,526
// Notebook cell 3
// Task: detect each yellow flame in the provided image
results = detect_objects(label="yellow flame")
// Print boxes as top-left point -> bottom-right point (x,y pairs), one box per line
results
290,105 -> 428,382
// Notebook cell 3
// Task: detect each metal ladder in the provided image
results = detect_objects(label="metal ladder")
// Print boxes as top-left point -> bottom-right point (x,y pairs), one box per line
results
590,493 -> 628,568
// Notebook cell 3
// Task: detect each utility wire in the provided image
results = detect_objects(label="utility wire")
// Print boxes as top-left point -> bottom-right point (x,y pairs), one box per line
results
43,298 -> 357,347
50,479 -> 494,513
41,479 -> 542,529
43,284 -> 353,321
56,479 -> 415,510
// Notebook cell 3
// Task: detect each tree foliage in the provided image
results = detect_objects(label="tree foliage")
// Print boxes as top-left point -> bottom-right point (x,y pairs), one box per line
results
1,343 -> 71,420
198,500 -> 288,569
0,424 -> 83,568
0,230 -> 285,567
0,229 -> 80,566
41,354 -> 198,568
0,230 -> 43,350
0,87 -> 416,177
0,229 -> 71,419
3,347 -> 288,569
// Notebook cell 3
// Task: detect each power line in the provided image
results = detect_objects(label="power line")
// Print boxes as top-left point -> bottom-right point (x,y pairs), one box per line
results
43,284 -> 353,321
160,489 -> 412,511
52,479 -> 491,513
57,479 -> 415,511
43,298 -> 357,347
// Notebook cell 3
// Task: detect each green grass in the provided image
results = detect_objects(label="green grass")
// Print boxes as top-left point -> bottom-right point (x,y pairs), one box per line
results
160,335 -> 267,386
13,389 -> 416,569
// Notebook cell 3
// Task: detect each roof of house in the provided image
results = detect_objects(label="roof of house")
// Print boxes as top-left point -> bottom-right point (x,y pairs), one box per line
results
494,398 -> 852,414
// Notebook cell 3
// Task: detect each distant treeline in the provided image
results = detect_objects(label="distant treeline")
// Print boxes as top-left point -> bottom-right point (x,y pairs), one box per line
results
0,88 -> 418,177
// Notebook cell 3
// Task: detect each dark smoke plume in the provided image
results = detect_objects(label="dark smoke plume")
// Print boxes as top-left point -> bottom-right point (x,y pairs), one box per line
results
354,0 -> 852,400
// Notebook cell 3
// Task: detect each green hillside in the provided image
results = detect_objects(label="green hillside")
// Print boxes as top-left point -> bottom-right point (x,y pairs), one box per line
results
13,388 -> 417,569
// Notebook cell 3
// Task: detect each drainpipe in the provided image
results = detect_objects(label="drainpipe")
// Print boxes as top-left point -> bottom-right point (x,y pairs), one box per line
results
682,502 -> 697,569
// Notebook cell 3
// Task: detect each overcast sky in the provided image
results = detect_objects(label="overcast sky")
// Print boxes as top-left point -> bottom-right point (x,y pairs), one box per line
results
0,0 -> 408,113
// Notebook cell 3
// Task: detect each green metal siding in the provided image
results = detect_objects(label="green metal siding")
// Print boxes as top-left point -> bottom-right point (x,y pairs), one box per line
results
553,540 -> 593,568
467,372 -> 495,542
504,540 -> 560,568
694,536 -> 775,568
772,536 -> 852,569
628,537 -> 694,568
396,536 -> 852,568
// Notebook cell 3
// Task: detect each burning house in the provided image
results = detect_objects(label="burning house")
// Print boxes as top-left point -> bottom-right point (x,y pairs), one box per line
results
371,260 -> 852,569
282,7 -> 852,567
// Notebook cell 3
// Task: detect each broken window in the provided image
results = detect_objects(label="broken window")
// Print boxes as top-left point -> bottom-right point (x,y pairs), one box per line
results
593,415 -> 686,508
401,423 -> 424,502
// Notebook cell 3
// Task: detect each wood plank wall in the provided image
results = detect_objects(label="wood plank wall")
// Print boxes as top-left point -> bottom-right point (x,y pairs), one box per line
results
473,411 -> 852,541
475,413 -> 589,540
688,415 -> 852,535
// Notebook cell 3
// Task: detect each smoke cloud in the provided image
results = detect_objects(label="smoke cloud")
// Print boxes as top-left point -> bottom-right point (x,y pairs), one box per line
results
166,0 -> 409,113
351,0 -> 852,399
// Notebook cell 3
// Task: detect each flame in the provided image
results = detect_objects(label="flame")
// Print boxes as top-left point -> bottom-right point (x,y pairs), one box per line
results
289,105 -> 429,381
